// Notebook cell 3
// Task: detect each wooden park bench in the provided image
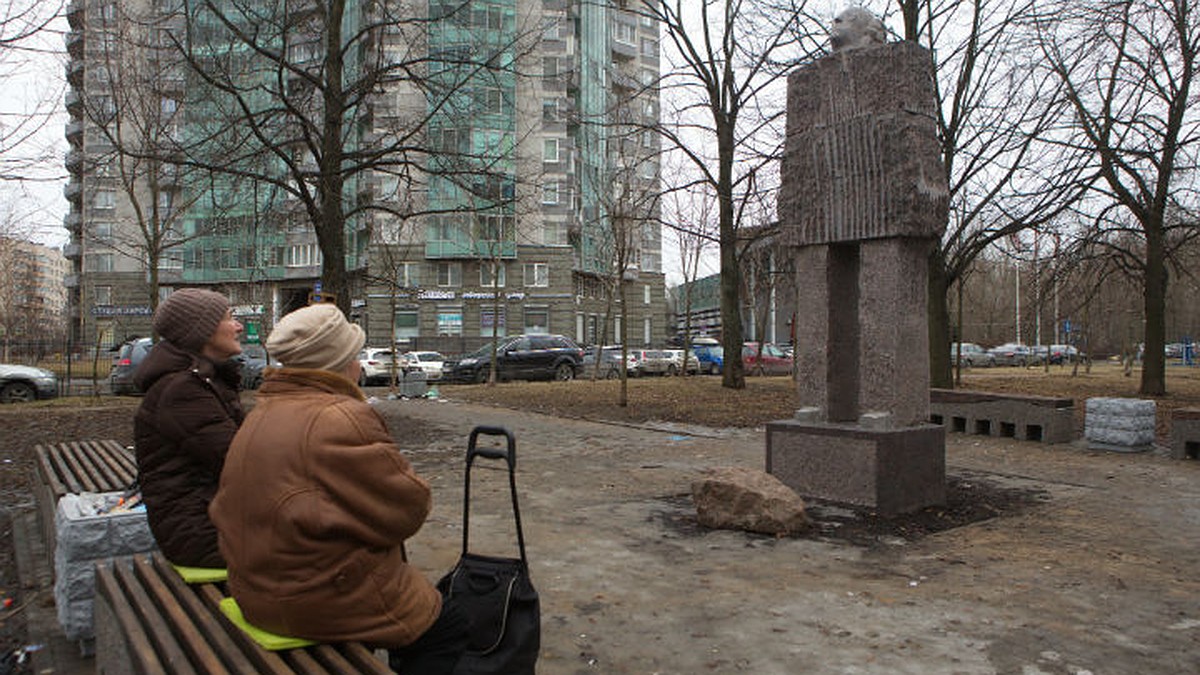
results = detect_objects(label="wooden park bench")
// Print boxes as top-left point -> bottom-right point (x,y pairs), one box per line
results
94,552 -> 395,675
32,439 -> 138,566
930,388 -> 1075,444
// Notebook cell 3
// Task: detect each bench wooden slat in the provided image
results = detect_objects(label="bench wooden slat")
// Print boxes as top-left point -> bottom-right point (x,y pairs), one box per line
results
115,557 -> 201,675
147,554 -> 262,675
97,560 -> 169,675
335,644 -> 394,675
195,583 -> 297,675
59,443 -> 101,493
74,440 -> 134,491
130,555 -> 235,675
67,441 -> 113,493
282,649 -> 335,675
33,444 -> 69,498
97,439 -> 138,485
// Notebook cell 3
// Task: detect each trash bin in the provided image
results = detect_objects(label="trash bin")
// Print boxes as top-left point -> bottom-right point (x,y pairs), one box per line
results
53,492 -> 157,647
401,370 -> 428,397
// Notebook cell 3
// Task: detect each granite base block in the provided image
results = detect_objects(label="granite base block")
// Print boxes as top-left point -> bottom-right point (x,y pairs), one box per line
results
766,420 -> 946,516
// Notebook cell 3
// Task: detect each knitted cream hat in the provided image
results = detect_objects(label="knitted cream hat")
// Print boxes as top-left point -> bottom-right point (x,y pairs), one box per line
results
153,288 -> 230,353
266,303 -> 365,371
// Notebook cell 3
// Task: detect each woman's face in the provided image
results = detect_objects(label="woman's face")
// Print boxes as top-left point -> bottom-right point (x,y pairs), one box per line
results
202,310 -> 244,361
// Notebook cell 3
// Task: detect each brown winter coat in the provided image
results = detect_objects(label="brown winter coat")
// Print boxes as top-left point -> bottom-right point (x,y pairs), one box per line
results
209,368 -> 440,647
134,339 -> 244,567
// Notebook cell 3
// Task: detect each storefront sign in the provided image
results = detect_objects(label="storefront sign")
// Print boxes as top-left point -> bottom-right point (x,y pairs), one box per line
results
91,305 -> 152,316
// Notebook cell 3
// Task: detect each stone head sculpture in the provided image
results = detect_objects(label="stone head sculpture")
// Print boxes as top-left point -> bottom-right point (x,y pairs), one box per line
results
830,7 -> 887,50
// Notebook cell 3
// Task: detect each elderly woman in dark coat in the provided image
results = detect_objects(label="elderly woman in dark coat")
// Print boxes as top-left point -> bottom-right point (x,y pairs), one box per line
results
134,288 -> 244,568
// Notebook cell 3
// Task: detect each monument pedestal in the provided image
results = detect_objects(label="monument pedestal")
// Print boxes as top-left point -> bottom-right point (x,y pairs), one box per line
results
766,419 -> 945,516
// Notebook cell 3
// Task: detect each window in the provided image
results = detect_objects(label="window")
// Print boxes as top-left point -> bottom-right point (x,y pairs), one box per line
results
542,16 -> 560,40
543,138 -> 559,162
94,285 -> 112,305
523,262 -> 548,287
92,222 -> 113,242
524,308 -> 549,335
480,261 -> 506,288
394,310 -> 419,339
397,262 -> 420,287
542,56 -> 558,78
614,22 -> 636,45
476,87 -> 503,114
641,37 -> 657,57
90,252 -> 113,272
644,317 -> 652,345
542,183 -> 559,205
93,190 -> 116,210
158,251 -> 183,270
542,99 -> 558,122
644,284 -> 651,304
437,261 -> 462,287
161,97 -> 178,116
437,306 -> 463,336
286,244 -> 321,267
480,308 -> 506,337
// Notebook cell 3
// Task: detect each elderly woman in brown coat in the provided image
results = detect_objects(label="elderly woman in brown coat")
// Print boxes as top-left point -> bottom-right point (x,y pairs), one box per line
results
209,303 -> 466,673
134,288 -> 244,568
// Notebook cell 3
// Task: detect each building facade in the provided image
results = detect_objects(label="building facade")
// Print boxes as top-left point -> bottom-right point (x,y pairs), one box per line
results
0,237 -> 69,355
64,0 -> 667,355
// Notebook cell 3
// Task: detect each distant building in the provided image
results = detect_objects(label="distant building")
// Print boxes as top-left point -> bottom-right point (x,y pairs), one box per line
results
63,0 -> 666,353
0,237 -> 69,351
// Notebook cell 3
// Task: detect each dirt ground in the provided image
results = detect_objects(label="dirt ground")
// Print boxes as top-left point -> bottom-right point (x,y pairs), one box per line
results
3,364 -> 1199,673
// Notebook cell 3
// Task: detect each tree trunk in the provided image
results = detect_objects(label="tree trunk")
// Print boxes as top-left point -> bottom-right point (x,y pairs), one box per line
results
928,249 -> 953,388
717,120 -> 744,389
1140,223 -> 1168,395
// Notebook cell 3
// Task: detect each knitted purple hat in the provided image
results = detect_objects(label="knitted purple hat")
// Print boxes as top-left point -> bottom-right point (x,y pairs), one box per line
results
153,288 -> 230,353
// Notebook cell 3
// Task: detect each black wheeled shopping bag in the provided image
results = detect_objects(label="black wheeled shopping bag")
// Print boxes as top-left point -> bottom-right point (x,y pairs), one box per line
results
437,425 -> 540,675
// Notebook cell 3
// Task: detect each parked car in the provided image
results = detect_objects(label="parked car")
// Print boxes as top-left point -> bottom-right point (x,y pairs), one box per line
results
691,339 -> 725,375
403,351 -> 446,381
234,343 -> 280,390
358,347 -> 413,386
628,349 -> 673,376
663,349 -> 700,375
446,334 -> 583,383
742,342 -> 792,376
581,346 -> 638,379
0,363 -> 59,403
950,342 -> 995,368
987,343 -> 1042,367
110,337 -> 155,395
1047,344 -> 1083,365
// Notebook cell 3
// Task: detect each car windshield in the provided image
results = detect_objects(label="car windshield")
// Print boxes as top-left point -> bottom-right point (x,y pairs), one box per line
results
465,342 -> 502,359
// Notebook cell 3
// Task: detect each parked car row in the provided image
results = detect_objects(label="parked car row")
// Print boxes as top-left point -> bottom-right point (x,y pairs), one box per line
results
952,342 -> 1086,368
0,363 -> 59,403
444,334 -> 583,383
110,337 -> 281,395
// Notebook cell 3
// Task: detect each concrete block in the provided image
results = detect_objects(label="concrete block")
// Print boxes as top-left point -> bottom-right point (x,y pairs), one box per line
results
1169,408 -> 1200,460
766,419 -> 945,516
1085,397 -> 1156,453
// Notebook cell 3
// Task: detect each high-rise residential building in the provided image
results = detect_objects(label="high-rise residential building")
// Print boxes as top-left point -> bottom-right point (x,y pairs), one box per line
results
64,0 -> 665,354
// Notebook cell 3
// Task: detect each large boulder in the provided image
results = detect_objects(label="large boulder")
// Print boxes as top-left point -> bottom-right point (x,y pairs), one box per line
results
691,467 -> 811,536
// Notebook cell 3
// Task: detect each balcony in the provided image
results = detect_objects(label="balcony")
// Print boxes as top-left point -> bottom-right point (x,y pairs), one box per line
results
63,243 -> 82,260
64,179 -> 82,203
65,119 -> 83,145
66,29 -> 84,58
65,149 -> 83,173
64,274 -> 80,289
64,211 -> 82,232
67,0 -> 85,30
66,60 -> 85,87
66,90 -> 82,115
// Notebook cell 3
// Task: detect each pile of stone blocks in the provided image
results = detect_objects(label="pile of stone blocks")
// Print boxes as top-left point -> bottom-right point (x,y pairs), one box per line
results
1085,397 -> 1156,453
53,492 -> 157,646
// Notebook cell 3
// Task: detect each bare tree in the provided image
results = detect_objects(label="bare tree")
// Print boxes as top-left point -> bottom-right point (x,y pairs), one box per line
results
153,0 -> 538,315
641,0 -> 823,389
1032,0 -> 1200,395
665,180 -> 716,375
0,0 -> 63,185
872,0 -> 1090,388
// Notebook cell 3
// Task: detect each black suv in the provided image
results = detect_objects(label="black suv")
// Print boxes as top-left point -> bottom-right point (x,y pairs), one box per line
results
110,337 -> 155,395
447,334 -> 583,383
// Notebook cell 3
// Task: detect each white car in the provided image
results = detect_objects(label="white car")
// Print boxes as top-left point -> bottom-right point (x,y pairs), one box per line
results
358,348 -> 410,386
663,349 -> 701,375
403,351 -> 445,381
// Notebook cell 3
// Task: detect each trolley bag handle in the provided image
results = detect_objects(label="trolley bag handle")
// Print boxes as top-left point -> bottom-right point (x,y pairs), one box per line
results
462,425 -> 527,564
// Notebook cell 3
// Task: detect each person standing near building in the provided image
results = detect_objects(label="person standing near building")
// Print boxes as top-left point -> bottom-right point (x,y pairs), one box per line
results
210,303 -> 466,673
134,288 -> 245,568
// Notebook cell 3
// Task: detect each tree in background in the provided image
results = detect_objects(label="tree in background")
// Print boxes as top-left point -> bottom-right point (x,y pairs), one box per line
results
1032,0 -> 1200,395
642,0 -> 823,390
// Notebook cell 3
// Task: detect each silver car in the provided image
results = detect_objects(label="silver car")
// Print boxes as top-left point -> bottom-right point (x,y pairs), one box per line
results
0,364 -> 59,403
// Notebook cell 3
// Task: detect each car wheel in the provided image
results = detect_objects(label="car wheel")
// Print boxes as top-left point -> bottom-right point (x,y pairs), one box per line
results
555,362 -> 575,381
0,382 -> 36,403
249,375 -> 264,390
473,368 -> 488,384
605,368 -> 619,380
358,372 -> 368,387
708,363 -> 718,375
667,364 -> 678,376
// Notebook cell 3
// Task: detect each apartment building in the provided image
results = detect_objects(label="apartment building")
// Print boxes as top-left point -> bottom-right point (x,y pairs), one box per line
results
63,0 -> 666,354
0,237 -> 69,351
